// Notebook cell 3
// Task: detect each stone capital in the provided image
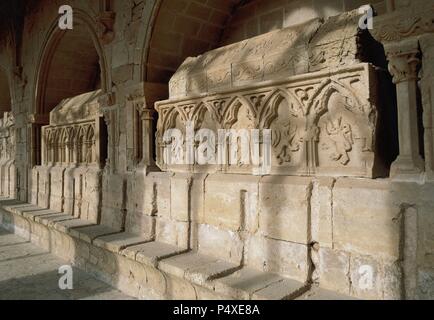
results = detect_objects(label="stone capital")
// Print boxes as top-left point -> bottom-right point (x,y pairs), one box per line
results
385,41 -> 420,84
140,108 -> 155,121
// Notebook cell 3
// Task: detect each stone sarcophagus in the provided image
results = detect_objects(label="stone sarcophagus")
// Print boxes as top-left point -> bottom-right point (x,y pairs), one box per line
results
37,90 -> 106,220
156,12 -> 385,178
41,90 -> 105,167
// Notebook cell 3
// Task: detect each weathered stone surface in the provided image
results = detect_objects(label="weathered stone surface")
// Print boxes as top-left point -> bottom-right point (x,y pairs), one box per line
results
333,179 -> 402,259
70,225 -> 120,244
259,176 -> 312,244
204,174 -> 259,232
252,278 -> 309,300
247,235 -> 309,282
93,232 -> 151,253
121,241 -> 184,267
197,224 -> 244,265
310,177 -> 335,248
213,268 -> 283,300
318,247 -> 351,295
297,286 -> 357,300
156,217 -> 189,249
170,173 -> 191,222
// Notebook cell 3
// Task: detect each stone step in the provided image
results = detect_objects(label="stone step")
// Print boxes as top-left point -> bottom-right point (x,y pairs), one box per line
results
0,198 -> 350,300
69,224 -> 122,243
35,212 -> 75,226
23,209 -> 63,221
6,203 -> 40,216
212,267 -> 309,300
93,232 -> 152,253
297,286 -> 357,300
159,251 -> 240,288
53,218 -> 95,233
1,200 -> 28,213
121,241 -> 186,268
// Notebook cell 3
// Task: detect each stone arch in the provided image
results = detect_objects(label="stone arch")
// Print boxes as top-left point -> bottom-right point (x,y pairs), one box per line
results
259,89 -> 303,128
312,80 -> 366,122
31,9 -> 110,166
33,9 -> 110,117
141,0 -> 250,86
141,0 -> 389,86
222,96 -> 256,129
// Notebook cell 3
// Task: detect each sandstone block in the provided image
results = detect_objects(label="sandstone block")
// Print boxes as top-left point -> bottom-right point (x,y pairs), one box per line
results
204,174 -> 259,232
170,173 -> 191,222
247,235 -> 309,282
333,179 -> 401,259
156,217 -> 188,249
318,247 -> 351,295
259,176 -> 312,244
197,224 -> 243,265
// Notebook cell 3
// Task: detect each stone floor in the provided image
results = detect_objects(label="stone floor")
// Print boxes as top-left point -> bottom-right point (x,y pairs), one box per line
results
0,227 -> 133,300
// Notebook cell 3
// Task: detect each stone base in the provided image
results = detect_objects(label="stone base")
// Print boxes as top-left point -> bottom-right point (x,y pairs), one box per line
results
0,198 -> 324,300
390,155 -> 425,182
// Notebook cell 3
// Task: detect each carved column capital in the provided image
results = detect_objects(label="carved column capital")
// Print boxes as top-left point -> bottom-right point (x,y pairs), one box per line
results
140,108 -> 155,121
385,42 -> 420,84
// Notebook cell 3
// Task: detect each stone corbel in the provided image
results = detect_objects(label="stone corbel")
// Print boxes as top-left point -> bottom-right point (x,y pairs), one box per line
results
385,40 -> 425,179
96,11 -> 116,45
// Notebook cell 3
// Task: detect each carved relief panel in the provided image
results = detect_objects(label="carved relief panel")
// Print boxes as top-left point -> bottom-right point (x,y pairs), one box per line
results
156,64 -> 384,178
41,90 -> 104,167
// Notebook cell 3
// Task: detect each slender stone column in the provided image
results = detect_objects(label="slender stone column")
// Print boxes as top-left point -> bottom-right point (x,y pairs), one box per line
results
140,108 -> 157,169
385,40 -> 425,179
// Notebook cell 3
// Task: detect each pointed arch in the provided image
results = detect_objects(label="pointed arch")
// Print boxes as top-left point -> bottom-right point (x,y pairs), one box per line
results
259,88 -> 302,129
309,80 -> 365,122
222,95 -> 256,129
33,8 -> 110,117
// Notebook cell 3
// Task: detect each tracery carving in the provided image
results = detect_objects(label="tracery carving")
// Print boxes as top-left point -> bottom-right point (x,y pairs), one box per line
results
156,63 -> 382,178
41,90 -> 104,167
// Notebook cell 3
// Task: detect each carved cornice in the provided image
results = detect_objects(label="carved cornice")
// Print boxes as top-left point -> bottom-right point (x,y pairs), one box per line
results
371,5 -> 434,43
